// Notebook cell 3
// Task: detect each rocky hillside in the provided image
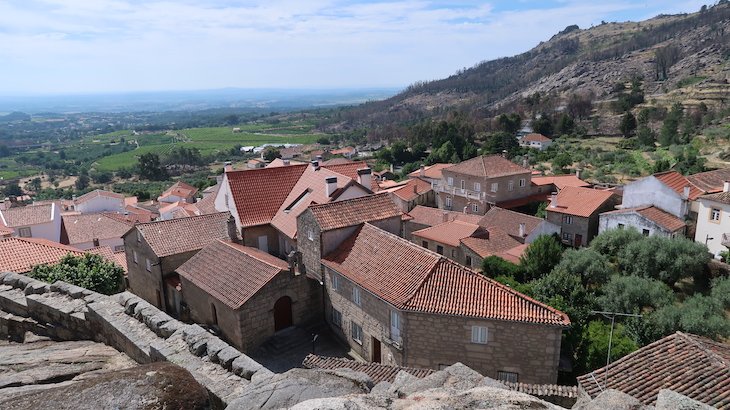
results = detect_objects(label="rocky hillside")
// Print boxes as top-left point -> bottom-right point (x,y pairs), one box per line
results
335,3 -> 730,130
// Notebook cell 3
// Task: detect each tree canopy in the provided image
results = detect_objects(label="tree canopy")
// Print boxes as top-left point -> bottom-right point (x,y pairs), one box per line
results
29,253 -> 124,295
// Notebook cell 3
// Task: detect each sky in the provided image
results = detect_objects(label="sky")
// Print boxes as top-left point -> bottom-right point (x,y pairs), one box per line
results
0,0 -> 711,96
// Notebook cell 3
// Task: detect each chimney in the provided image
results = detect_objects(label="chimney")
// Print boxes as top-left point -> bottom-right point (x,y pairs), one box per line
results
413,184 -> 418,194
227,215 -> 241,244
390,163 -> 394,173
502,150 -> 508,158
419,164 -> 425,178
357,168 -> 372,189
325,176 -> 338,197
442,212 -> 449,223
283,159 -> 290,166
576,168 -> 581,179
522,158 -> 529,168
519,223 -> 526,238
550,192 -> 558,208
311,160 -> 320,171
724,181 -> 730,193
463,206 -> 468,214
683,185 -> 690,199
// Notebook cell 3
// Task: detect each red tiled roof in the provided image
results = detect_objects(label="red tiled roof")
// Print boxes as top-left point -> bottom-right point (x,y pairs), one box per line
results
496,192 -> 551,209
577,332 -> 730,408
177,240 -> 289,309
86,246 -> 125,271
330,146 -> 355,155
407,163 -> 452,180
302,354 -> 434,383
686,168 -> 730,193
653,171 -> 704,200
307,193 -> 402,232
531,175 -> 591,190
0,237 -> 115,274
62,213 -> 134,245
128,212 -> 233,257
444,155 -> 531,178
498,243 -> 529,264
405,205 -> 482,227
699,190 -> 730,205
0,203 -> 55,227
390,177 -> 432,201
547,186 -> 616,217
323,224 -> 570,326
412,220 -> 483,247
322,161 -> 379,192
320,158 -> 351,166
75,189 -> 124,205
226,164 -> 307,227
192,185 -> 219,215
113,250 -> 128,272
602,206 -> 686,232
478,207 -> 544,239
521,133 -> 551,142
460,228 -> 523,258
0,223 -> 14,236
159,181 -> 198,200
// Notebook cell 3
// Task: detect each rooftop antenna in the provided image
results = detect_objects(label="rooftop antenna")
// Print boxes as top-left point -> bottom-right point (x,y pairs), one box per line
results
590,310 -> 642,390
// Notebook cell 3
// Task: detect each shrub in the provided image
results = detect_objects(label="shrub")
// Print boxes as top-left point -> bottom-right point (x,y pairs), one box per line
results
29,253 -> 124,295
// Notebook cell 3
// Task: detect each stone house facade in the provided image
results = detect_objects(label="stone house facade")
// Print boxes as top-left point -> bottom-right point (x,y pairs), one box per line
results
545,187 -> 619,247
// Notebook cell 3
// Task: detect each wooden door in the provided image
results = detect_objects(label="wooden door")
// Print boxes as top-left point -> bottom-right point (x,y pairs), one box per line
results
372,337 -> 382,363
574,234 -> 583,248
273,296 -> 293,331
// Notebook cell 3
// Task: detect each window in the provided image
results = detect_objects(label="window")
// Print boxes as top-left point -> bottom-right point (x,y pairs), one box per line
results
617,223 -> 625,229
145,258 -> 152,272
331,273 -> 340,291
351,322 -> 363,344
332,308 -> 342,328
390,310 -> 402,343
114,245 -> 125,252
466,255 -> 472,266
562,232 -> 572,241
447,177 -> 454,186
471,326 -> 488,344
490,182 -> 498,192
497,371 -> 519,383
471,203 -> 479,213
421,240 -> 428,248
17,227 -> 31,238
307,229 -> 314,241
93,238 -> 100,247
352,286 -> 361,306
519,178 -> 526,188
460,180 -> 466,190
642,229 -> 650,236
474,182 -> 481,192
563,215 -> 573,225
436,245 -> 444,255
451,249 -> 456,258
508,181 -> 514,191
710,208 -> 721,222
445,197 -> 452,209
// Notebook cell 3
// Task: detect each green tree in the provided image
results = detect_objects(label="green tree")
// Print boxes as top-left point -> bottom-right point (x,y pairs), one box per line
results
496,113 -> 522,134
652,158 -> 670,173
532,114 -> 553,137
482,132 -> 519,157
519,234 -> 564,282
481,256 -> 523,279
552,248 -> 612,288
581,320 -> 638,372
27,177 -> 42,192
659,102 -> 683,146
711,276 -> 730,309
556,114 -> 575,136
652,295 -> 730,340
3,182 -> 23,197
316,136 -> 331,145
619,112 -> 637,137
29,253 -> 124,295
590,228 -> 644,261
617,236 -> 710,287
0,144 -> 10,158
90,171 -> 113,184
597,275 -> 674,314
137,153 -> 168,181
534,201 -> 548,218
552,152 -> 573,173
75,174 -> 90,190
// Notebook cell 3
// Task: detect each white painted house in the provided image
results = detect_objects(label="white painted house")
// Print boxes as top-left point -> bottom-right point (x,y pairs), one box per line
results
694,182 -> 730,258
74,190 -> 125,214
61,213 -> 133,251
0,203 -> 62,242
519,133 -> 553,151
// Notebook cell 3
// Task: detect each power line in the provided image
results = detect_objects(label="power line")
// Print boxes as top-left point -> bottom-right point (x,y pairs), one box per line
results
590,310 -> 643,390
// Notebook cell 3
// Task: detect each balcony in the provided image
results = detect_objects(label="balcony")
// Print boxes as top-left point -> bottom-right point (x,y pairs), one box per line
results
433,182 -> 496,202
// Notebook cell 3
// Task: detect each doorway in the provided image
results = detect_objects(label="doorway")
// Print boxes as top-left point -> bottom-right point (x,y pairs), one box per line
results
273,296 -> 293,331
371,337 -> 382,363
258,235 -> 269,253
574,234 -> 583,248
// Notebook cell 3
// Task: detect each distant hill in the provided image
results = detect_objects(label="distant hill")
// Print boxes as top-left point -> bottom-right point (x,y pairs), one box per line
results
332,3 -> 730,132
0,111 -> 30,123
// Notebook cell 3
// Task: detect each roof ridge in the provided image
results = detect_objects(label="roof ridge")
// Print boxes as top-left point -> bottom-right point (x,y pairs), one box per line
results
676,332 -> 730,368
219,240 -> 288,269
402,256 -> 444,307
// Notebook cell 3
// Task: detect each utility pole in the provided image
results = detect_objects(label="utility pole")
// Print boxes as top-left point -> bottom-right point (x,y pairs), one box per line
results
590,310 -> 642,390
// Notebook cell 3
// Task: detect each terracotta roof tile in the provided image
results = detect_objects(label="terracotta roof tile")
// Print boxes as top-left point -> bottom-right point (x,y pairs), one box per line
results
391,177 -> 432,201
531,175 -> 591,190
159,181 -> 198,200
602,206 -> 686,232
113,250 -> 128,272
320,158 -> 352,166
177,240 -> 289,309
192,185 -> 219,215
0,237 -> 116,274
85,246 -> 125,271
547,186 -> 616,218
521,133 -> 552,142
128,212 -> 233,257
686,168 -> 730,193
653,171 -> 704,200
323,224 -> 570,326
405,205 -> 483,227
302,354 -> 435,383
444,155 -> 531,178
75,189 -> 124,205
577,332 -> 730,408
0,203 -> 55,227
307,193 -> 402,232
0,223 -> 14,236
62,213 -> 134,245
699,190 -> 730,205
226,164 -> 307,227
407,163 -> 452,180
478,207 -> 544,239
460,228 -> 523,258
412,220 -> 483,247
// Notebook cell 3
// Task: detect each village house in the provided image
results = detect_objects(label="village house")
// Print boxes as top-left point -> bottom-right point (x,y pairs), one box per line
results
518,133 -> 553,151
0,237 -> 120,274
320,223 -> 569,384
61,213 -> 135,251
576,332 -> 730,408
0,203 -> 62,242
402,205 -> 482,239
434,155 -> 533,215
530,174 -> 591,194
122,212 -> 236,315
693,183 -> 730,258
385,177 -> 434,212
296,193 -> 403,280
73,189 -> 126,214
599,206 -> 686,238
157,181 -> 199,204
176,239 -> 320,352
407,163 -> 452,186
478,206 -> 561,244
330,146 -> 357,159
546,187 -> 619,247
